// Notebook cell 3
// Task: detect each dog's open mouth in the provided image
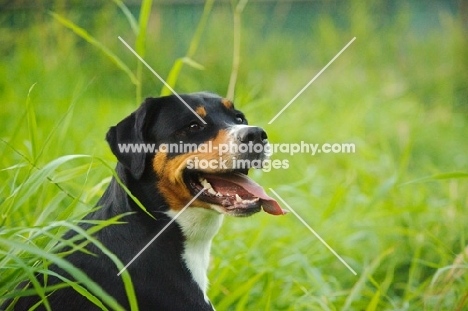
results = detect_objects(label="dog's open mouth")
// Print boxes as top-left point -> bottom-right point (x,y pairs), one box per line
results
185,170 -> 286,216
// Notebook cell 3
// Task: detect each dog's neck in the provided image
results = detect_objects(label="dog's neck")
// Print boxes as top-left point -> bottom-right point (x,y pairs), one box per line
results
166,208 -> 223,300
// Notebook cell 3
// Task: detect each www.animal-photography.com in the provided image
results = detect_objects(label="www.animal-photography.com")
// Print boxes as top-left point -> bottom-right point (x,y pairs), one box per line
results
1,1 -> 467,310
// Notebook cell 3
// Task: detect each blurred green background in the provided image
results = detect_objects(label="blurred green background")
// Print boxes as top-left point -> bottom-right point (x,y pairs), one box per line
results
1,0 -> 468,310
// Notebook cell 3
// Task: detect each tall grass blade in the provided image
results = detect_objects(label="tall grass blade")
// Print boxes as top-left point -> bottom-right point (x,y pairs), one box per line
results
134,0 -> 153,104
401,172 -> 468,186
161,0 -> 214,96
25,83 -> 38,162
227,0 -> 248,99
181,57 -> 205,70
110,0 -> 139,35
135,0 -> 153,57
365,289 -> 381,311
186,0 -> 215,58
342,247 -> 394,310
50,13 -> 138,85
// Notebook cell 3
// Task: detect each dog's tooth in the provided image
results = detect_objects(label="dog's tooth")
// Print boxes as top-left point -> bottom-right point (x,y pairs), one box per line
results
235,194 -> 242,202
200,178 -> 213,189
207,188 -> 217,195
216,192 -> 222,197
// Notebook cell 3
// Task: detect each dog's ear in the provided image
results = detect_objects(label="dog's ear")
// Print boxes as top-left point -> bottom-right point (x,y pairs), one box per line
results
106,98 -> 158,180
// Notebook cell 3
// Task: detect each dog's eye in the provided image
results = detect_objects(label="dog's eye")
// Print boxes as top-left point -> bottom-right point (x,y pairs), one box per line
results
189,122 -> 204,131
235,115 -> 244,124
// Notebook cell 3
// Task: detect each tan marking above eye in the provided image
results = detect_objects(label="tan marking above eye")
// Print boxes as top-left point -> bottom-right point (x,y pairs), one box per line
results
221,99 -> 233,110
195,106 -> 207,118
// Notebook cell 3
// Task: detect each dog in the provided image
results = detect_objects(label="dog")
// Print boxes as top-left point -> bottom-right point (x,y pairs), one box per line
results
3,92 -> 286,310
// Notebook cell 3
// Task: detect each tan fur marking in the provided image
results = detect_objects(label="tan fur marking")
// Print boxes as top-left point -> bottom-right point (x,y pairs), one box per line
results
152,129 -> 235,211
221,99 -> 233,110
195,106 -> 207,118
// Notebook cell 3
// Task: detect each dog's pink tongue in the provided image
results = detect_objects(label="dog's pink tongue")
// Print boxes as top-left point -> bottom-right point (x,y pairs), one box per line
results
205,173 -> 287,215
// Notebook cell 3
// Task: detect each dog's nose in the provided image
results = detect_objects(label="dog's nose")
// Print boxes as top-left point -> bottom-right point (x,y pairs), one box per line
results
237,127 -> 268,144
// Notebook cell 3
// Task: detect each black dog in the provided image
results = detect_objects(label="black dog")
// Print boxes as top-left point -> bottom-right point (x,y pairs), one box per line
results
4,92 -> 285,310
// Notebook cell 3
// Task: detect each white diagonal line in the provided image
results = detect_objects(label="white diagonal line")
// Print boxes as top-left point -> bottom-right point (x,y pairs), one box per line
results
118,36 -> 207,125
269,188 -> 357,275
117,188 -> 206,276
268,37 -> 356,124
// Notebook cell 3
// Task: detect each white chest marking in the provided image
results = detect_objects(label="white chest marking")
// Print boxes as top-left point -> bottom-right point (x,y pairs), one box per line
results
167,208 -> 223,301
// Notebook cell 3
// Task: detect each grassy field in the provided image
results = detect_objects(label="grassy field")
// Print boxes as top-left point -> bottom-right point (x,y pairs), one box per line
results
1,1 -> 468,310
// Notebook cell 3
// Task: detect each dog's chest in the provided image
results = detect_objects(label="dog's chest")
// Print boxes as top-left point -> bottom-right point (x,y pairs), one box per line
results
168,208 -> 223,298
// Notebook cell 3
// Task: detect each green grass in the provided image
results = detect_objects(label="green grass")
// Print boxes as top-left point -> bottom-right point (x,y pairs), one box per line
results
1,1 -> 468,310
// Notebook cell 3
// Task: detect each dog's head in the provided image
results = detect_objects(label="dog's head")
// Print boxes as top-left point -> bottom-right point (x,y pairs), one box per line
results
106,92 -> 285,217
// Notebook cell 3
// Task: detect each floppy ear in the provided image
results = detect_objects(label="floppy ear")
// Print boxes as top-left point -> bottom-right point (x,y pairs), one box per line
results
106,98 -> 157,180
